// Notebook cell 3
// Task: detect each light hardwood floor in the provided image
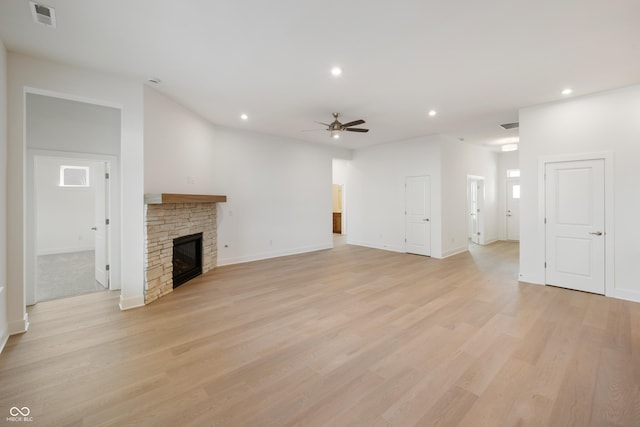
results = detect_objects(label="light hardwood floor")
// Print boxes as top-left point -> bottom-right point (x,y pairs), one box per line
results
1,241 -> 639,426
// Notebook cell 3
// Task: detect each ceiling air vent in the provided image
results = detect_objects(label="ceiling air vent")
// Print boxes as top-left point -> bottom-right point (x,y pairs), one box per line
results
499,122 -> 519,130
29,2 -> 56,28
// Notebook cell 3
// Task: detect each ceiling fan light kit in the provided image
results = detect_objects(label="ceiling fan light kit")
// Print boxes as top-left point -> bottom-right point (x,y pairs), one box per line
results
317,112 -> 369,139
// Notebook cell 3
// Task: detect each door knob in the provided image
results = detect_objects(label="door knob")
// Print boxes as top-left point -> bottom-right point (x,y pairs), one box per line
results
589,231 -> 603,236
423,218 -> 430,222
91,227 -> 97,231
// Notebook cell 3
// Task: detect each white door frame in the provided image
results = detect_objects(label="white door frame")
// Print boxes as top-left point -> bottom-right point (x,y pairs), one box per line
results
538,152 -> 614,297
340,183 -> 347,235
467,175 -> 485,245
26,149 -> 120,305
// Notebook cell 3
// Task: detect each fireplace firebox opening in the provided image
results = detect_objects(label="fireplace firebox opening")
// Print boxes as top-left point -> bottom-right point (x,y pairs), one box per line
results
172,232 -> 203,288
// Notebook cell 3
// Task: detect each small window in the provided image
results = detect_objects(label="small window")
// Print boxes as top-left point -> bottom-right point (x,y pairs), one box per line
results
507,169 -> 520,178
60,166 -> 90,187
512,184 -> 521,199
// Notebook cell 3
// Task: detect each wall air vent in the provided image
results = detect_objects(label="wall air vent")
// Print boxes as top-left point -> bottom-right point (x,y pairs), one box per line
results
499,122 -> 519,130
29,2 -> 56,28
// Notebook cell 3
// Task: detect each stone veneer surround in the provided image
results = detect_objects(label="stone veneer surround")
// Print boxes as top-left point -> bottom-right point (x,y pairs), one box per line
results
144,203 -> 217,304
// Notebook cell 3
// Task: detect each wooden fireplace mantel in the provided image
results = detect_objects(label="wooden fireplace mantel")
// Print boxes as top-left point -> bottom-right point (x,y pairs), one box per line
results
144,193 -> 227,204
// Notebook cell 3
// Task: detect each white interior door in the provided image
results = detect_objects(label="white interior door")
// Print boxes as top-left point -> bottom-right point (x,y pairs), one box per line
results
94,162 -> 109,287
545,159 -> 605,294
405,176 -> 431,256
469,179 -> 480,244
506,179 -> 520,241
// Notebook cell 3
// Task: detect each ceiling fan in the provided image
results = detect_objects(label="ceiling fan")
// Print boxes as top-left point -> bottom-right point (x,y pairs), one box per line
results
316,112 -> 369,138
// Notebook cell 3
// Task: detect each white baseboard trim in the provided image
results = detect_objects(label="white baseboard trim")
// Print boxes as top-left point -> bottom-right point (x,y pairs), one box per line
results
345,240 -> 405,254
519,279 -> 545,286
517,273 -> 544,285
217,243 -> 334,267
8,313 -> 29,335
614,288 -> 640,304
441,246 -> 468,258
37,246 -> 95,256
0,326 -> 8,354
483,238 -> 499,245
119,294 -> 145,311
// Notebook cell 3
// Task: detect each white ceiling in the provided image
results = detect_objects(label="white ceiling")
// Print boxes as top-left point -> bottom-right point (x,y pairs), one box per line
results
1,0 -> 639,150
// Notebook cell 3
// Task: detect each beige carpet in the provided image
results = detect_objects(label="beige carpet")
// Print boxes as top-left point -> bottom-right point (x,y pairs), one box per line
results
36,250 -> 107,302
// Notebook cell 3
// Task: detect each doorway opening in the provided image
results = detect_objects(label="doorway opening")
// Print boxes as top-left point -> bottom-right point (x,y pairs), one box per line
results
28,155 -> 113,303
332,159 -> 350,246
332,184 -> 343,234
467,176 -> 485,245
24,91 -> 121,307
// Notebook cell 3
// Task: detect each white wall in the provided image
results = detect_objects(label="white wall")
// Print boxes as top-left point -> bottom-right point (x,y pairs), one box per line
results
347,135 -> 444,256
143,87 -> 351,265
0,40 -> 8,351
26,93 -> 120,155
497,151 -> 519,240
35,157 -> 99,255
441,138 -> 498,255
144,87 -> 217,193
519,84 -> 640,302
332,158 -> 350,185
7,53 -> 145,328
347,135 -> 497,258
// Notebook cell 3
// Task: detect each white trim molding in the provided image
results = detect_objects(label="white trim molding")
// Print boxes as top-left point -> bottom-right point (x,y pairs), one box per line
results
441,246 -> 468,259
614,289 -> 640,304
218,243 -> 334,266
0,329 -> 8,354
9,313 -> 29,335
119,295 -> 145,311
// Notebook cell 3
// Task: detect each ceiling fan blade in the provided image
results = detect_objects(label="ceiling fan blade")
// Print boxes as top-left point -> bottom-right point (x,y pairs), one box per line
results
314,121 -> 331,127
342,119 -> 365,128
345,128 -> 369,133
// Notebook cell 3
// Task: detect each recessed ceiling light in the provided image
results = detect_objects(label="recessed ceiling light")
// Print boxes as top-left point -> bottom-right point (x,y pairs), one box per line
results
501,143 -> 518,152
330,67 -> 342,76
428,110 -> 437,117
240,113 -> 249,120
561,88 -> 573,95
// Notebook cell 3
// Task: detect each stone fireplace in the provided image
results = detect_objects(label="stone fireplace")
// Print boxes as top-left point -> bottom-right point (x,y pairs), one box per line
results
143,193 -> 226,304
